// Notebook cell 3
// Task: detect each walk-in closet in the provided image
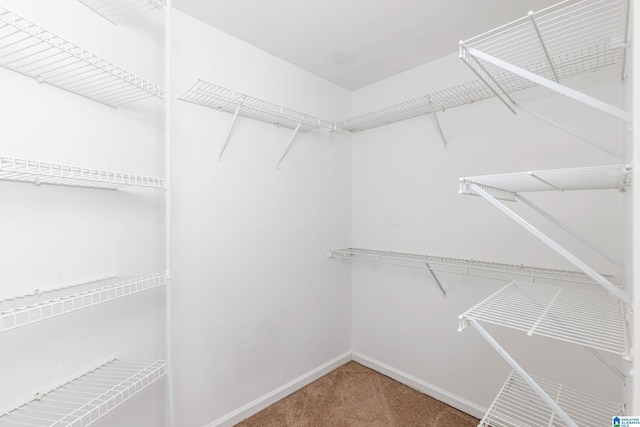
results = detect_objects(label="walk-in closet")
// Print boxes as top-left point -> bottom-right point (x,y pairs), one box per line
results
0,0 -> 637,426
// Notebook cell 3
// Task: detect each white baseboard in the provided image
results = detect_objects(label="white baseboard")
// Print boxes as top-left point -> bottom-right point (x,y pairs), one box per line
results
351,351 -> 486,419
207,351 -> 352,427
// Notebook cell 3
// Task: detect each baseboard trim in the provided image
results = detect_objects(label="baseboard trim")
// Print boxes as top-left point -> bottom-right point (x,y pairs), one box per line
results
351,351 -> 486,419
207,351 -> 352,427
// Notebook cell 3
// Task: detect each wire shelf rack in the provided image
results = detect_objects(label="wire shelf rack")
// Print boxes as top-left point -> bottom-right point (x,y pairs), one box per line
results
79,0 -> 166,24
459,164 -> 631,201
0,275 -> 166,333
327,248 -> 613,285
0,6 -> 165,107
459,280 -> 629,356
460,0 -> 629,109
0,359 -> 167,426
480,370 -> 622,427
0,156 -> 166,190
178,80 -> 336,132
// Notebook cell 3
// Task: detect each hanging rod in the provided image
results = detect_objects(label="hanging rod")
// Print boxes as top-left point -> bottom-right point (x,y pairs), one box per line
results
79,0 -> 166,24
0,275 -> 166,334
480,370 -> 622,427
0,359 -> 167,425
327,248 -> 613,285
0,6 -> 165,107
0,156 -> 166,190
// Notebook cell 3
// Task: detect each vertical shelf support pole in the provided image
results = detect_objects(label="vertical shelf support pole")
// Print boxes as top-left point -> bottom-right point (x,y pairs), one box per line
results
466,47 -> 633,123
517,194 -> 625,269
515,104 -> 625,160
468,319 -> 578,427
466,182 -> 632,306
165,3 -> 176,427
425,261 -> 446,296
218,103 -> 242,160
276,121 -> 303,169
528,11 -> 560,83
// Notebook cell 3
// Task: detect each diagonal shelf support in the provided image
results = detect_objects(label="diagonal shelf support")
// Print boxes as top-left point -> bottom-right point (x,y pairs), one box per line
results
466,47 -> 633,123
276,120 -> 303,169
424,261 -> 446,297
459,43 -> 517,114
428,101 -> 447,148
467,319 -> 578,427
218,102 -> 242,160
517,194 -> 625,270
465,181 -> 632,306
528,11 -> 559,83
515,104 -> 625,160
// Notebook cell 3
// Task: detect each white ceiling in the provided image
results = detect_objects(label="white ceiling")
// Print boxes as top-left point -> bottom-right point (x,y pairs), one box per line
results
172,0 -> 559,91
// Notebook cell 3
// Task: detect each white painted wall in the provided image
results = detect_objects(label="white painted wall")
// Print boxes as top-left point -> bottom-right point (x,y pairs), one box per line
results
0,1 -> 167,425
351,53 -> 630,416
169,10 -> 352,427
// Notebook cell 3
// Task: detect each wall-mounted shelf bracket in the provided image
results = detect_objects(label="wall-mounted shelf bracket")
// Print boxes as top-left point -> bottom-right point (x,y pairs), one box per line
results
464,181 -> 632,306
218,102 -> 242,160
428,101 -> 447,148
528,11 -> 559,83
465,47 -> 632,123
425,261 -> 446,296
515,104 -> 626,161
276,120 -> 303,169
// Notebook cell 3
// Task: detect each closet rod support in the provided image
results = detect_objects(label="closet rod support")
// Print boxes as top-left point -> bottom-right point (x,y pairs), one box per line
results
515,105 -> 625,160
276,121 -> 302,169
517,194 -> 625,270
467,319 -> 578,427
425,261 -> 446,297
218,103 -> 242,160
466,181 -> 632,306
528,12 -> 560,83
466,47 -> 633,123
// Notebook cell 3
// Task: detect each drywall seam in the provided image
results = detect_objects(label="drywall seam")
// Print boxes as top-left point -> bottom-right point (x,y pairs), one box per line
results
207,351 -> 352,427
352,351 -> 486,419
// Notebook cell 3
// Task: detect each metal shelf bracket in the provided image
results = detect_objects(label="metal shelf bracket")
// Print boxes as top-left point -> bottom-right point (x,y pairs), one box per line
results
276,120 -> 303,169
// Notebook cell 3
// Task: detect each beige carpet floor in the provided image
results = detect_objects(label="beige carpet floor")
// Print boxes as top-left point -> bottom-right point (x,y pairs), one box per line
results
235,361 -> 479,426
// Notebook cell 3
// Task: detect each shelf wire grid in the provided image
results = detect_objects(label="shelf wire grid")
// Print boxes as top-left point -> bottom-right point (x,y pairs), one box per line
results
460,0 -> 628,107
480,370 -> 621,427
0,6 -> 165,107
459,280 -> 629,356
459,164 -> 631,200
79,0 -> 166,24
0,156 -> 166,190
178,80 -> 336,132
328,248 -> 613,285
342,0 -> 629,134
0,359 -> 167,426
0,275 -> 166,333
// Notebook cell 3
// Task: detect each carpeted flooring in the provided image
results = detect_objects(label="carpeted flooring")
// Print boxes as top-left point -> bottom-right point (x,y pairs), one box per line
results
235,361 -> 479,426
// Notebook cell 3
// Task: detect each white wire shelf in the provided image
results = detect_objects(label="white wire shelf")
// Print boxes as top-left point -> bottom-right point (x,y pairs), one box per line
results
0,156 -> 166,190
480,370 -> 622,427
0,359 -> 167,426
460,0 -> 629,109
327,248 -> 613,285
178,80 -> 336,132
79,0 -> 166,24
459,165 -> 631,201
0,275 -> 166,334
459,280 -> 629,356
0,6 -> 165,107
